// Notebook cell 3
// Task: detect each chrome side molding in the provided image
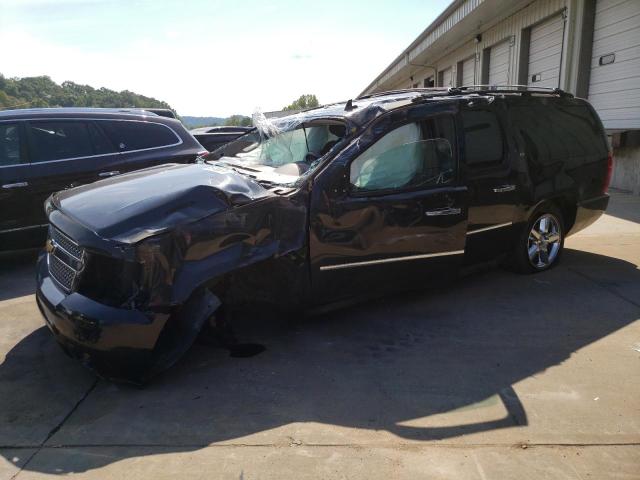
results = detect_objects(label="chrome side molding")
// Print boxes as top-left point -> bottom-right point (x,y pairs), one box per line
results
466,221 -> 513,235
320,250 -> 465,271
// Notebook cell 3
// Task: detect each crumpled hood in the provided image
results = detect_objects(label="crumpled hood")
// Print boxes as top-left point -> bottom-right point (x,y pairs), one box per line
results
52,163 -> 272,244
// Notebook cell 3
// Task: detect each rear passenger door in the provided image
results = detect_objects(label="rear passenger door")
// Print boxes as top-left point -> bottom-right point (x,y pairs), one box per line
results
99,120 -> 185,174
25,119 -> 121,227
0,122 -> 34,240
461,104 -> 519,263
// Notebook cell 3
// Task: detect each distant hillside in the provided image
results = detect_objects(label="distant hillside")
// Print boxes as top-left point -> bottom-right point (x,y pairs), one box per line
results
0,74 -> 173,112
0,74 -> 251,128
181,116 -> 226,129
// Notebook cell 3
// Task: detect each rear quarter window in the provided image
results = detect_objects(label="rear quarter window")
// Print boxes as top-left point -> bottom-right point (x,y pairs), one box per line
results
511,102 -> 607,169
102,121 -> 180,151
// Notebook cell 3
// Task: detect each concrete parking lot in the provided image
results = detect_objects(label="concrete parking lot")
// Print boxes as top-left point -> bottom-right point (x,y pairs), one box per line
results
1,191 -> 639,479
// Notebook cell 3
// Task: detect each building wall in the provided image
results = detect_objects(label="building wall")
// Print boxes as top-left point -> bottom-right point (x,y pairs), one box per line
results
388,0 -> 571,90
611,147 -> 640,195
478,0 -> 568,86
390,40 -> 478,90
368,0 -> 640,194
611,132 -> 640,195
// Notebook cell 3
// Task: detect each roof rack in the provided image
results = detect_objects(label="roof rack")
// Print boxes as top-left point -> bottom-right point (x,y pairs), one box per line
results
356,87 -> 449,100
357,85 -> 573,101
449,85 -> 573,98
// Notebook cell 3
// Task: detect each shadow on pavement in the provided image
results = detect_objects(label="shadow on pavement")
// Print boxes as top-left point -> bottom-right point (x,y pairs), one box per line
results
0,249 -> 39,301
1,249 -> 638,473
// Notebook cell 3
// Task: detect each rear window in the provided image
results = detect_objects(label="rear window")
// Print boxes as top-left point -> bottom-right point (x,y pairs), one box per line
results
102,120 -> 180,151
28,121 -> 94,163
462,109 -> 504,166
511,103 -> 607,168
0,123 -> 23,166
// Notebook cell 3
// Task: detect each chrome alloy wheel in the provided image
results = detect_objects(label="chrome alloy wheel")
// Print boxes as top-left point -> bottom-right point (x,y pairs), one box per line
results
528,214 -> 562,269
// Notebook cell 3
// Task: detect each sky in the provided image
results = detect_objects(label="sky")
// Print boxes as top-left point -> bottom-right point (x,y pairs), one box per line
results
0,0 -> 451,117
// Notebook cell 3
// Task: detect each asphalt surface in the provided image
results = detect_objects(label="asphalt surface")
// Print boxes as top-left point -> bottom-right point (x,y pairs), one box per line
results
1,191 -> 639,479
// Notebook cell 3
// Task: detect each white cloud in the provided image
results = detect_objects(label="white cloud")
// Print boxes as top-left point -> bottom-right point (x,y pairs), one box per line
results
0,25 -> 398,116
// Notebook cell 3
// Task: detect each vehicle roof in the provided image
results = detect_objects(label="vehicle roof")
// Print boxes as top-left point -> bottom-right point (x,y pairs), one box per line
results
0,107 -> 168,121
282,90 -> 433,126
191,126 -> 252,134
274,86 -> 580,127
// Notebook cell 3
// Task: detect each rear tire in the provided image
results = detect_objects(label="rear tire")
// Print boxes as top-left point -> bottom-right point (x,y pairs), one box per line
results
510,204 -> 565,274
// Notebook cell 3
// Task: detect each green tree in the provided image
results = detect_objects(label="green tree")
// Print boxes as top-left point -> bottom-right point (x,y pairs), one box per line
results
282,94 -> 319,111
224,115 -> 252,127
0,73 -> 174,112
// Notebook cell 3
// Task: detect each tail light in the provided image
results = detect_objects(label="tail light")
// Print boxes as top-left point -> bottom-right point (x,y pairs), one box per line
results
197,150 -> 209,157
603,152 -> 613,193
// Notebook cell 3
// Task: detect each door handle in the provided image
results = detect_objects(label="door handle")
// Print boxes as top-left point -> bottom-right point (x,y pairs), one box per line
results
493,184 -> 516,193
426,207 -> 462,217
98,170 -> 120,178
2,182 -> 29,189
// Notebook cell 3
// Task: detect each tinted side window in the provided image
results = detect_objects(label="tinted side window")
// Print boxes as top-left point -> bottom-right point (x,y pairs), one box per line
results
512,103 -> 607,169
462,110 -> 504,166
28,121 -> 94,163
349,120 -> 455,193
102,121 -> 180,151
88,122 -> 117,155
0,123 -> 23,166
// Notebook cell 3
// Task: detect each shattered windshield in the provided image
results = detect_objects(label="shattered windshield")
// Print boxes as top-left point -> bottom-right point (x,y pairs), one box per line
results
206,115 -> 348,186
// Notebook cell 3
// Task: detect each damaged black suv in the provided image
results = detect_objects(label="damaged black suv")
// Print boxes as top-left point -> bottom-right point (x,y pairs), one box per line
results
36,87 -> 611,382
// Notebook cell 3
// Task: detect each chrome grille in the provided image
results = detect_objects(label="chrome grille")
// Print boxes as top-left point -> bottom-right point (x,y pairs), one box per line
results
47,226 -> 85,293
50,227 -> 84,259
49,254 -> 76,291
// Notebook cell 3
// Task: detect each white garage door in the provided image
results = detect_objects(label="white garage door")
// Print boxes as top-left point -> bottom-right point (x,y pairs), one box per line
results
462,56 -> 475,86
439,67 -> 452,87
527,14 -> 565,88
488,40 -> 510,86
589,0 -> 640,129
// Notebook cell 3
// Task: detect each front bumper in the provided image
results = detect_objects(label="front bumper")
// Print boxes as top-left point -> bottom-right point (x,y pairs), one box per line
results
36,252 -> 169,382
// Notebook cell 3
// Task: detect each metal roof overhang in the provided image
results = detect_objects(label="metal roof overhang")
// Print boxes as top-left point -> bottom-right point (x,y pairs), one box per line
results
360,0 -> 532,96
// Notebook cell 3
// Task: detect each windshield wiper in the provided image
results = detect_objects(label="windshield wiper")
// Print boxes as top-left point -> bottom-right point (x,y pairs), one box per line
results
210,158 -> 261,172
227,163 -> 261,172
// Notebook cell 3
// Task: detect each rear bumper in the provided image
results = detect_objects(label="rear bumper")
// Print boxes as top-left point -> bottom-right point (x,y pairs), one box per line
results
567,194 -> 609,237
35,252 -> 168,381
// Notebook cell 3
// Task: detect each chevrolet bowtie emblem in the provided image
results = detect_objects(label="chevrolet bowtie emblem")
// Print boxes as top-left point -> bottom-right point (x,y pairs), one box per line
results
45,238 -> 56,255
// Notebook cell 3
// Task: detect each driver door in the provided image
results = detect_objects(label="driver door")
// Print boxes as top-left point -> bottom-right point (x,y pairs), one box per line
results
309,112 -> 468,304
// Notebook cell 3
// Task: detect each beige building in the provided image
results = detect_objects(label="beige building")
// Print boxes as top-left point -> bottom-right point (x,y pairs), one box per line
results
361,0 -> 640,194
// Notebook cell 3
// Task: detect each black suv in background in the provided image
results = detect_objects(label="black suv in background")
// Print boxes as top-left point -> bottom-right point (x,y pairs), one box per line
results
0,108 -> 205,250
190,126 -> 252,152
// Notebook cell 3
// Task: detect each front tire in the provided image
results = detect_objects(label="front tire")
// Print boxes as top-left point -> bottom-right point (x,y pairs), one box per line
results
511,205 -> 564,274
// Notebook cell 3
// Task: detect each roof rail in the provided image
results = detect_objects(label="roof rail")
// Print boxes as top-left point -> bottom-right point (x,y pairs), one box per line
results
356,87 -> 449,100
451,85 -> 573,98
356,85 -> 573,101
